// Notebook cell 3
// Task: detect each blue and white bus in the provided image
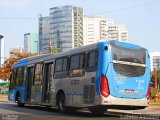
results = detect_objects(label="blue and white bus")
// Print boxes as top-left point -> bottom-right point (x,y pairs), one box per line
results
8,40 -> 150,114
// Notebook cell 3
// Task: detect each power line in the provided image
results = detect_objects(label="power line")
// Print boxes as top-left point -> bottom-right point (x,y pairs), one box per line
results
0,18 -> 37,20
0,0 -> 159,20
90,0 -> 159,15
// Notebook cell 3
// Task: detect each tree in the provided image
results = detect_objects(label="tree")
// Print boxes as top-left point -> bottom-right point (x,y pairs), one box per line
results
0,52 -> 37,81
151,70 -> 160,84
151,71 -> 154,82
50,47 -> 58,53
158,70 -> 160,84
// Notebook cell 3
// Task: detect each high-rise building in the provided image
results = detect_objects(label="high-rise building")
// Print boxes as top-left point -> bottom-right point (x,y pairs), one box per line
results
0,35 -> 5,66
83,16 -> 108,45
83,16 -> 128,45
24,33 -> 39,53
150,52 -> 160,71
50,5 -> 83,52
10,47 -> 24,58
107,24 -> 128,42
39,15 -> 51,54
39,5 -> 128,53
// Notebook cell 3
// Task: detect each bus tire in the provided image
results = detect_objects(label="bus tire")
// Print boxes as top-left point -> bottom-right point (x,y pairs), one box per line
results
16,93 -> 24,107
89,106 -> 106,115
57,93 -> 66,113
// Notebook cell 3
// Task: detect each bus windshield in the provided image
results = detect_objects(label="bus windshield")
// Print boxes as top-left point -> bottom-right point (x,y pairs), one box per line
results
110,42 -> 146,77
111,42 -> 146,65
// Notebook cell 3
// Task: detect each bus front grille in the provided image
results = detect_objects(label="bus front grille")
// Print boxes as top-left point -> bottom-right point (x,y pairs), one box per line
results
113,63 -> 146,77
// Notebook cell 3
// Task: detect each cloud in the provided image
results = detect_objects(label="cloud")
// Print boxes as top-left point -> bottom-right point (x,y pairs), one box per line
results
0,0 -> 32,8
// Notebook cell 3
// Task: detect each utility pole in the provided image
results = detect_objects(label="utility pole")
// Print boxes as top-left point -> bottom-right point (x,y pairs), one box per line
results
48,37 -> 52,53
154,68 -> 158,89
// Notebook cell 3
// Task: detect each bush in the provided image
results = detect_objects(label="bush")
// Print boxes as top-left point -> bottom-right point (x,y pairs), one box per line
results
0,89 -> 8,94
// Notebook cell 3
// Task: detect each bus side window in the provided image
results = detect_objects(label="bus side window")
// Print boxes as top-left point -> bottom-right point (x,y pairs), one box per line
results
55,59 -> 63,72
86,50 -> 98,72
33,63 -> 43,85
54,57 -> 68,79
69,54 -> 85,77
70,55 -> 79,70
16,67 -> 25,86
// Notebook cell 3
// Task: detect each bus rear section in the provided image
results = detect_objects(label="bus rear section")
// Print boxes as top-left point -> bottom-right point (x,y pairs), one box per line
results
97,41 -> 150,108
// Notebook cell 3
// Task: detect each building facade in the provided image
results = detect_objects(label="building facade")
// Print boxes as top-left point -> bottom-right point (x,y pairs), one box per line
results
0,35 -> 5,66
83,16 -> 108,45
39,15 -> 51,54
10,47 -> 24,58
107,24 -> 128,42
83,16 -> 128,45
24,33 -> 39,53
50,5 -> 83,52
150,52 -> 160,71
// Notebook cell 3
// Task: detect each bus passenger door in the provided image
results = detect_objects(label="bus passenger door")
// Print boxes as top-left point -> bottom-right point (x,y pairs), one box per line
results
31,63 -> 43,104
26,66 -> 34,102
42,62 -> 54,104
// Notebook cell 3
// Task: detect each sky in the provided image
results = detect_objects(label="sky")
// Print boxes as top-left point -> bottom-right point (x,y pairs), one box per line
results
0,0 -> 160,58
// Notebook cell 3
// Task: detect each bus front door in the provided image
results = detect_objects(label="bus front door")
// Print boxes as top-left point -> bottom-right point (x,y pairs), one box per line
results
26,67 -> 34,102
42,62 -> 54,104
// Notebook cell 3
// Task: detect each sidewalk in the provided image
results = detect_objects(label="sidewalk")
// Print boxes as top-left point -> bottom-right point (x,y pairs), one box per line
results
0,94 -> 8,102
108,104 -> 160,115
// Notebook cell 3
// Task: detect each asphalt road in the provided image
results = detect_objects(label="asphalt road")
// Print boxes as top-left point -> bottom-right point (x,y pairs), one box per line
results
0,102 -> 123,120
0,102 -> 160,120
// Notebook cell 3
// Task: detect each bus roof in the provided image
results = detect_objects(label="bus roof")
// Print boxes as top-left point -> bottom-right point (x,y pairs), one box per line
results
13,40 -> 146,68
13,54 -> 51,68
109,40 -> 145,50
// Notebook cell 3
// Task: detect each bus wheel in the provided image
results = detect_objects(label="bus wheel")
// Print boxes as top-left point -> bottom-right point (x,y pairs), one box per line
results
57,93 -> 66,113
17,96 -> 24,107
89,106 -> 106,115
